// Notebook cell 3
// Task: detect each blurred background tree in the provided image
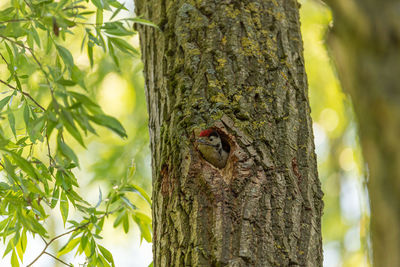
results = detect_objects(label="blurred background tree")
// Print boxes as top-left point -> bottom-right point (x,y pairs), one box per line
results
301,1 -> 370,266
323,0 -> 400,266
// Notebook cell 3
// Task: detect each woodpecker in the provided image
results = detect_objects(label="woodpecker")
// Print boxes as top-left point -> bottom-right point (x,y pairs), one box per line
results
197,129 -> 230,169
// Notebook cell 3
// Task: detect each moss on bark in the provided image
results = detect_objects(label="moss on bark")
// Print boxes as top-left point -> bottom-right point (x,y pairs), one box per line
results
135,0 -> 323,265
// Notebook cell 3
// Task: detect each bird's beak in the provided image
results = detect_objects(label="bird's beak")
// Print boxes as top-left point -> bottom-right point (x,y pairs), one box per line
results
196,139 -> 217,147
196,139 -> 207,144
196,139 -> 212,146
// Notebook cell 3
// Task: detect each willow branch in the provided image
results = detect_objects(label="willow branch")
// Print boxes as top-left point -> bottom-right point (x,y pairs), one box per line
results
0,79 -> 46,111
26,222 -> 90,267
44,252 -> 73,267
0,19 -> 30,24
0,35 -> 56,98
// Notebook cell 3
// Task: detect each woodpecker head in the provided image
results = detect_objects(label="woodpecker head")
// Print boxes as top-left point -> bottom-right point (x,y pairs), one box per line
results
198,129 -> 222,148
197,129 -> 229,169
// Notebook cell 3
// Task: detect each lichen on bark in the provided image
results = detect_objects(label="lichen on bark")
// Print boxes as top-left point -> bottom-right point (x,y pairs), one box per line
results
135,0 -> 323,266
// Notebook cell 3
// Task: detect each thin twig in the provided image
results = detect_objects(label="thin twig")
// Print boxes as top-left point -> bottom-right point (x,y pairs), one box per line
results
0,50 -> 46,111
23,0 -> 34,11
0,51 -> 9,64
26,222 -> 90,267
46,134 -> 53,166
0,79 -> 46,111
0,19 -> 30,24
0,35 -> 56,97
40,235 -> 48,246
44,252 -> 73,267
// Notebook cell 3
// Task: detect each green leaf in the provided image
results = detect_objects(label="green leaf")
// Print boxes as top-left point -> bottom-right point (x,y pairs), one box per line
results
89,114 -> 127,138
14,76 -> 22,90
121,196 -> 136,210
51,186 -> 60,208
2,156 -> 21,187
127,161 -> 136,178
91,0 -> 104,9
110,3 -> 125,20
58,139 -> 80,167
5,42 -> 14,65
122,213 -> 129,233
23,103 -> 30,128
61,110 -> 85,147
89,238 -> 96,257
96,9 -> 103,26
88,42 -> 94,68
46,112 -> 58,138
22,215 -> 48,236
68,91 -> 99,108
71,65 -> 87,90
98,245 -> 114,267
46,31 -> 53,54
108,37 -> 139,56
57,237 -> 80,257
9,151 -> 38,179
7,110 -> 16,138
11,250 -> 19,267
95,217 -> 105,235
127,18 -> 160,29
28,115 -> 46,143
78,11 -> 96,16
29,26 -> 41,47
107,39 -> 119,68
56,45 -> 74,69
73,112 -> 97,135
97,30 -> 106,51
95,187 -> 102,208
133,211 -> 152,243
103,22 -> 134,36
16,240 -> 23,262
80,234 -> 88,252
122,184 -> 151,205
113,210 -> 125,228
60,191 -> 69,226
0,96 -> 12,111
3,239 -> 14,258
98,254 -> 112,267
20,230 -> 27,254
0,218 -> 10,232
108,0 -> 128,10
56,79 -> 77,86
0,7 -> 15,20
64,121 -> 85,147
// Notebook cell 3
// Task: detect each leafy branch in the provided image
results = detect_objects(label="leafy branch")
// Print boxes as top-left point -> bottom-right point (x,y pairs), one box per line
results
0,78 -> 46,111
0,0 -> 155,266
26,223 -> 88,267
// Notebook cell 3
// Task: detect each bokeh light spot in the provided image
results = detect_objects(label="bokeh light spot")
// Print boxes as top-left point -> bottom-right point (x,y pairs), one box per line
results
98,73 -> 135,117
319,108 -> 339,132
339,147 -> 356,171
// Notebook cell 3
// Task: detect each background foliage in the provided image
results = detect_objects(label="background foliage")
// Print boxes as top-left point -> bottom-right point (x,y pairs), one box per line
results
0,0 -> 370,266
0,0 -> 152,266
300,1 -> 370,266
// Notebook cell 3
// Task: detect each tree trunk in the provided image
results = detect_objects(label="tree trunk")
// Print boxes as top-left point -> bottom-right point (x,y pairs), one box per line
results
134,0 -> 323,266
325,1 -> 400,266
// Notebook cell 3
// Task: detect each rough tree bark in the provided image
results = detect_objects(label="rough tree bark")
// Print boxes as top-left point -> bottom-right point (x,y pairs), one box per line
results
134,0 -> 323,266
325,1 -> 400,266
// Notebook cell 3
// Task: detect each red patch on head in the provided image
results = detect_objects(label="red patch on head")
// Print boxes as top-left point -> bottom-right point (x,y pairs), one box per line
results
199,129 -> 214,137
